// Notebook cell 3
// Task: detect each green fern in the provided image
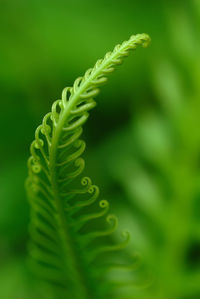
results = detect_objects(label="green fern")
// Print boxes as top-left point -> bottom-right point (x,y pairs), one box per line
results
26,33 -> 150,299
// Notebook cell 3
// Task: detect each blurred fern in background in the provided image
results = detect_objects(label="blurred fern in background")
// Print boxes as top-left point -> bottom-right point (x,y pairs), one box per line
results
0,0 -> 200,298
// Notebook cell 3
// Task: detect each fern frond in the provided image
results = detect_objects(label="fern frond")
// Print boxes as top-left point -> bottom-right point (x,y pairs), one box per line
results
26,33 -> 150,299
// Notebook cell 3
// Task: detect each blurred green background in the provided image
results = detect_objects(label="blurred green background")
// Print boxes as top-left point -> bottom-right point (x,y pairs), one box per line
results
0,0 -> 200,298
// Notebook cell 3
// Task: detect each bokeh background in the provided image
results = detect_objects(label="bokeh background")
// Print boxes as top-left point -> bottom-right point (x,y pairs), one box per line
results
0,0 -> 200,298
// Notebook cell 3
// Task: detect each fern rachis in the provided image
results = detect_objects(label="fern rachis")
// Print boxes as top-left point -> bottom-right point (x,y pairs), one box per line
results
26,33 -> 150,299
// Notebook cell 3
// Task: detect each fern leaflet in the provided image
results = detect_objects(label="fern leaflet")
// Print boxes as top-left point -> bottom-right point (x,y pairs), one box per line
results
26,33 -> 150,299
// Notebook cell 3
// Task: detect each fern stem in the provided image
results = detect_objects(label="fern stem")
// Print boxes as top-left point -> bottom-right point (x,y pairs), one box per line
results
48,33 -> 150,298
